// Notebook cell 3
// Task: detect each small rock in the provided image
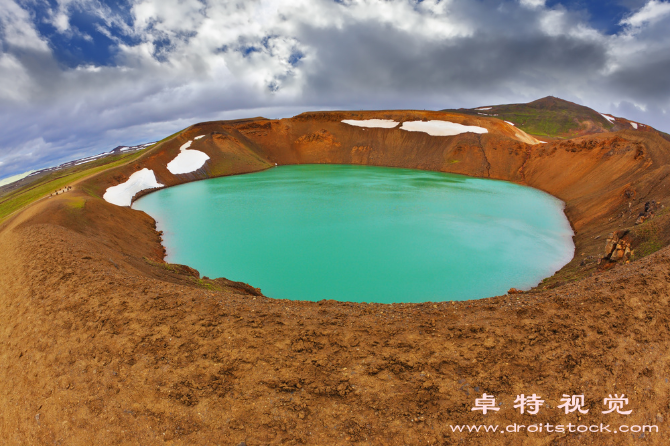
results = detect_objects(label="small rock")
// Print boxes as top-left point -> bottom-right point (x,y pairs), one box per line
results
635,200 -> 658,224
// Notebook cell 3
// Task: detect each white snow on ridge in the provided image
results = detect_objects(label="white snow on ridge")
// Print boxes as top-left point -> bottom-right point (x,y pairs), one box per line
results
505,121 -> 515,126
600,113 -> 616,123
194,135 -> 206,140
400,120 -> 488,136
74,153 -> 108,165
475,107 -> 492,110
167,139 -> 210,175
630,122 -> 638,129
342,119 -> 400,129
103,168 -> 164,207
119,143 -> 154,152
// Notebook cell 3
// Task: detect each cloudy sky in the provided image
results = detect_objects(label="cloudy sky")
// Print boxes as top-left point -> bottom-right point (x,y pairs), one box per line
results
1,0 -> 669,180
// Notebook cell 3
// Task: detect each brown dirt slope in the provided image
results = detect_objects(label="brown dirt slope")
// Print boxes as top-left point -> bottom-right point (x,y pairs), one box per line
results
1,109 -> 670,445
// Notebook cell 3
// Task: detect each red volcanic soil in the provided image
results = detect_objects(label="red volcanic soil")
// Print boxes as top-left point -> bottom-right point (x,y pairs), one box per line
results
2,110 -> 670,445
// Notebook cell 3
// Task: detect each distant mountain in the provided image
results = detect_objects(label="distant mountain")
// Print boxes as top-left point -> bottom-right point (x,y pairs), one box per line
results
444,96 -> 647,139
0,141 -> 156,197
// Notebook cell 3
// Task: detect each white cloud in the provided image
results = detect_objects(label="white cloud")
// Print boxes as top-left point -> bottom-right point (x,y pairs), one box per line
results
0,136 -> 55,174
621,0 -> 670,27
0,53 -> 32,102
520,0 -> 546,9
53,12 -> 70,33
0,0 -> 51,51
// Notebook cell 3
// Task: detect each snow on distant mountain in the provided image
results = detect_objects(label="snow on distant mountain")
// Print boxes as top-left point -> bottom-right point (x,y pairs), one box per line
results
25,142 -> 156,179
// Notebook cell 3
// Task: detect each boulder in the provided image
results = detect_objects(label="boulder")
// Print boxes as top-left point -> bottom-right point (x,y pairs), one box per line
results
600,230 -> 633,267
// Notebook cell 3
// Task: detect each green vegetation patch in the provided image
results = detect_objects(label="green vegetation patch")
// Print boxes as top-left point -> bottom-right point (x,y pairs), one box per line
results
443,97 -> 614,138
64,196 -> 86,210
495,109 -> 585,137
191,277 -> 217,290
635,239 -> 663,258
630,206 -> 670,259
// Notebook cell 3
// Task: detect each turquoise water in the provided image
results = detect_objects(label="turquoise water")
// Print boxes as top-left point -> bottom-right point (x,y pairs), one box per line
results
134,164 -> 574,303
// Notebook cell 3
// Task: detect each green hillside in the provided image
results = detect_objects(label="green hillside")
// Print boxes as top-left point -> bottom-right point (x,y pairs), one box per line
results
444,96 -> 615,139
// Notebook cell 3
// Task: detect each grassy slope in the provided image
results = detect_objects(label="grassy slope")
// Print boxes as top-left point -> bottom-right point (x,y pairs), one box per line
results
444,96 -> 614,138
0,153 -> 143,222
0,129 -> 184,223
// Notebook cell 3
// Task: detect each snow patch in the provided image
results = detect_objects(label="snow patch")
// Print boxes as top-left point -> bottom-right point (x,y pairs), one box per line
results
167,140 -> 210,175
103,168 -> 164,207
341,119 -> 400,129
168,151 -> 210,174
475,107 -> 492,110
194,135 -> 206,140
400,120 -> 488,136
630,122 -> 638,129
505,121 -> 515,126
600,113 -> 615,123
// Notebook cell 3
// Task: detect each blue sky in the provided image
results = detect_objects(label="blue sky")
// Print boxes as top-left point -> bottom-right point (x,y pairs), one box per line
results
1,0 -> 669,180
26,1 -> 136,68
546,0 -> 645,32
